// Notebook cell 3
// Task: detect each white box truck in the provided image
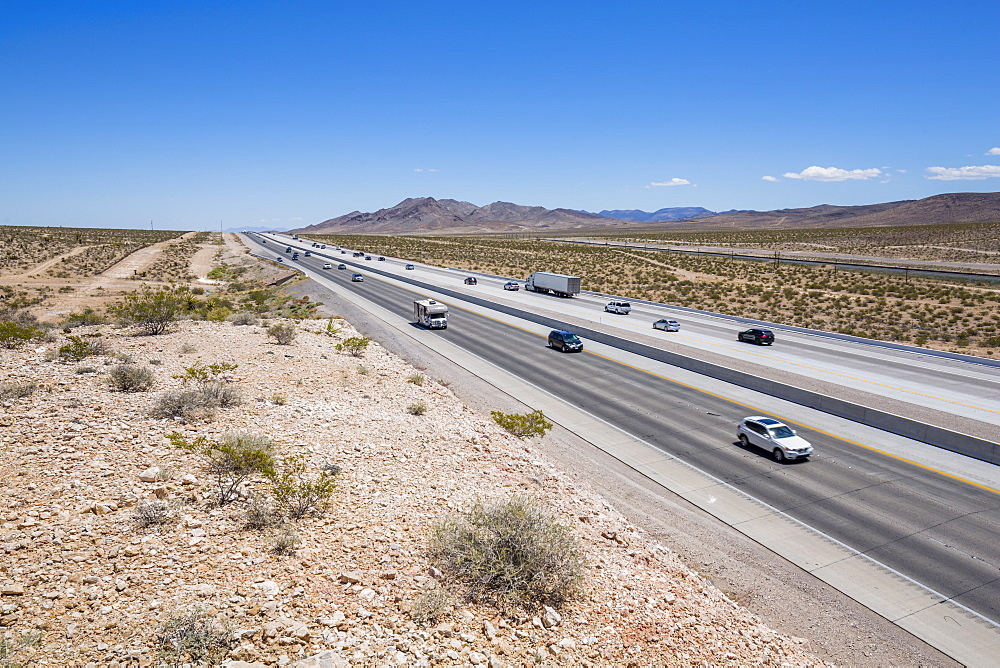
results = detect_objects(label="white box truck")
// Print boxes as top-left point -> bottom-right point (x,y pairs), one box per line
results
525,272 -> 581,298
413,299 -> 449,329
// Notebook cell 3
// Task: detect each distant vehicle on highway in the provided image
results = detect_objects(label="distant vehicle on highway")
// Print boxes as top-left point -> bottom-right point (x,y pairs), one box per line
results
291,252 -> 299,260
322,263 -> 332,269
351,273 -> 364,282
605,301 -> 631,315
653,318 -> 680,332
338,263 -> 347,270
378,256 -> 385,261
503,281 -> 520,291
413,299 -> 449,329
365,256 -> 372,260
737,416 -> 812,462
738,328 -> 774,345
547,330 -> 583,352
464,277 -> 477,285
405,264 -> 415,270
275,257 -> 283,263
304,251 -> 311,256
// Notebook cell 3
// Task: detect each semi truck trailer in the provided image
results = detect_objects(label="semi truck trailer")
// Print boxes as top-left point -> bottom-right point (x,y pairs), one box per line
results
525,272 -> 581,297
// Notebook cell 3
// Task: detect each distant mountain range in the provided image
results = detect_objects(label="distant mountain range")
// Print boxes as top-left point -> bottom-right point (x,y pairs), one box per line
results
582,207 -> 723,222
683,192 -> 1000,230
289,192 -> 1000,236
292,197 -> 620,235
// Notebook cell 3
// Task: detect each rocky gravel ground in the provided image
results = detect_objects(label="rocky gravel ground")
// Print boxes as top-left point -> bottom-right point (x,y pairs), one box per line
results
0,317 -> 825,666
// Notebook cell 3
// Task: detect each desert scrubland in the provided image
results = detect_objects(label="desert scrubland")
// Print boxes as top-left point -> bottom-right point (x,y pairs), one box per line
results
314,224 -> 1000,353
0,232 -> 831,666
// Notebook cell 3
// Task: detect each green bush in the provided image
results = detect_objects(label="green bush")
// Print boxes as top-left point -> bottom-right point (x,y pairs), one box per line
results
108,364 -> 156,392
408,373 -> 425,385
266,322 -> 297,345
155,609 -> 234,665
266,456 -> 337,519
490,409 -> 553,438
108,286 -> 188,335
57,335 -> 109,361
336,336 -> 370,356
407,401 -> 428,415
172,361 -> 238,384
204,306 -> 232,322
169,431 -> 275,506
428,495 -> 584,608
0,321 -> 43,349
62,307 -> 106,327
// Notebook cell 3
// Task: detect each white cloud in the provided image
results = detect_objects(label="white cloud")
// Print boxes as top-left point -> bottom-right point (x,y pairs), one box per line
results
647,178 -> 691,188
987,147 -> 1000,156
782,166 -> 883,182
925,165 -> 1000,180
290,217 -> 302,221
413,168 -> 440,172
761,175 -> 779,182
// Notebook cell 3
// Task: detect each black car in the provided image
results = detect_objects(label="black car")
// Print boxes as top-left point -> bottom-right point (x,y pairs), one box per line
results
738,328 -> 774,345
464,277 -> 477,285
548,330 -> 583,352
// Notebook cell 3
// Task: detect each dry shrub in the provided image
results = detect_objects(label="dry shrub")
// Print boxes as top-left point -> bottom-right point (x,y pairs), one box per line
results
428,495 -> 584,609
108,364 -> 156,392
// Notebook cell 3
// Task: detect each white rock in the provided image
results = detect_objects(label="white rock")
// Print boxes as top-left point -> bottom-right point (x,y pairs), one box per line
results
253,580 -> 281,596
138,466 -> 161,482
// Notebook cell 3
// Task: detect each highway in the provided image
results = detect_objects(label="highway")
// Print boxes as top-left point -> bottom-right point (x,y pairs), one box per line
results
299,239 -> 1000,431
246,233 -> 1000,634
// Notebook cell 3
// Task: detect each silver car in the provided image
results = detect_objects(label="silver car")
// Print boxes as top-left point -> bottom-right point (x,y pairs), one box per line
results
737,416 -> 812,462
653,318 -> 680,332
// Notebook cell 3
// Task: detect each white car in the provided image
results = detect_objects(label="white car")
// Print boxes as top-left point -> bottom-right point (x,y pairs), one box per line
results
653,318 -> 680,332
737,416 -> 813,462
605,301 -> 631,314
322,263 -> 332,269
503,281 -> 520,291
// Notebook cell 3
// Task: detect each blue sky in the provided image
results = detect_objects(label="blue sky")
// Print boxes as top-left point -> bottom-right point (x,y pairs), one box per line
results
2,0 -> 998,230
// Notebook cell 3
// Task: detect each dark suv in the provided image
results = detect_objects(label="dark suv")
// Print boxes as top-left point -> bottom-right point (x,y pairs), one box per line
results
548,330 -> 583,352
738,328 -> 774,345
